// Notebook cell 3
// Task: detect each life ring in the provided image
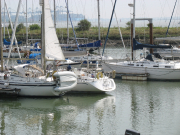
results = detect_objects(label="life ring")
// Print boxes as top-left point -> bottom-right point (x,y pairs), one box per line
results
52,71 -> 57,80
100,72 -> 103,78
96,72 -> 103,79
112,70 -> 116,78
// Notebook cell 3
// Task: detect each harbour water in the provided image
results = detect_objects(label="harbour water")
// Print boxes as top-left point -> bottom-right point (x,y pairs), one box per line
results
1,80 -> 180,135
1,48 -> 180,135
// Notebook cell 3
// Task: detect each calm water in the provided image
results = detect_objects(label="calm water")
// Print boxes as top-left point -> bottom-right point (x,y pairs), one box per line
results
1,48 -> 180,135
1,80 -> 180,135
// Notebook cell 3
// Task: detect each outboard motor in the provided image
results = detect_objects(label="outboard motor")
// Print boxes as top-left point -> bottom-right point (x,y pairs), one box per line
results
125,129 -> 140,135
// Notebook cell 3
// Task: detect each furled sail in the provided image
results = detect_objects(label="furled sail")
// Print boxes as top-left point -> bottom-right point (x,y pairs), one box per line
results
44,0 -> 65,60
133,38 -> 172,50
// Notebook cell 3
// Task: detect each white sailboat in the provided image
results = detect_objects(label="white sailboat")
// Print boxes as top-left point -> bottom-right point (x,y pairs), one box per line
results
154,37 -> 180,59
102,0 -> 180,81
70,68 -> 116,93
0,0 -> 77,97
102,52 -> 180,81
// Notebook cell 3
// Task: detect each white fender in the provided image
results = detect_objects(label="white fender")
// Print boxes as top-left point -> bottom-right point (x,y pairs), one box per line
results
53,71 -> 77,92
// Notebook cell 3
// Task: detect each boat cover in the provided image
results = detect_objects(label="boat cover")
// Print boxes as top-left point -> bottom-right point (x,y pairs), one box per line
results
133,38 -> 172,50
3,38 -> 22,45
78,40 -> 101,48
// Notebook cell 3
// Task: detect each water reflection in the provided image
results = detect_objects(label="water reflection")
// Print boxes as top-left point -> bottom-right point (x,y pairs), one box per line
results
113,80 -> 180,135
1,79 -> 180,135
0,95 -> 115,135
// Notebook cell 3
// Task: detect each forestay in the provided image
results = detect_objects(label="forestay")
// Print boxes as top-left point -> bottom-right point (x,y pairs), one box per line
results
44,0 -> 65,60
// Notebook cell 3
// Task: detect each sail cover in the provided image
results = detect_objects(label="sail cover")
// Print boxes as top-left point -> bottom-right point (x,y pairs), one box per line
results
133,38 -> 172,50
44,0 -> 65,60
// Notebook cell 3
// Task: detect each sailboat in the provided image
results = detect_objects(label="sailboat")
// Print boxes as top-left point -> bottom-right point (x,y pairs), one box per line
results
153,37 -> 180,59
102,0 -> 180,81
0,0 -> 77,97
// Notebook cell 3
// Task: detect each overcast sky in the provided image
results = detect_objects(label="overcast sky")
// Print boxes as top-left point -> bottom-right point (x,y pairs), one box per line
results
2,0 -> 180,27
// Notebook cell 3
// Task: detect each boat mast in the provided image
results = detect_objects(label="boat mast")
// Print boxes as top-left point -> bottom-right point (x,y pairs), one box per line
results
4,0 -> 5,39
42,0 -> 46,75
5,0 -> 21,60
0,0 -> 3,72
132,0 -> 136,60
54,0 -> 56,31
26,0 -> 28,47
6,0 -> 22,66
97,0 -> 100,54
67,0 -> 69,44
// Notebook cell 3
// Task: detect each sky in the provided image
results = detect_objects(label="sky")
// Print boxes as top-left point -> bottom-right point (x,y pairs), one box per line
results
2,0 -> 180,27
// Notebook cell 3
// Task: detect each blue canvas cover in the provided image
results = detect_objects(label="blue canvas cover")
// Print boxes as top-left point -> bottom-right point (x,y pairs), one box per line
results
133,38 -> 172,50
3,38 -> 22,45
78,40 -> 101,48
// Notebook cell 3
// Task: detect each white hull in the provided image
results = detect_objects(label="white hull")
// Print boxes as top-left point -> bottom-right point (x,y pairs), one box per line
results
71,77 -> 116,93
0,82 -> 59,96
102,62 -> 180,81
0,65 -> 78,97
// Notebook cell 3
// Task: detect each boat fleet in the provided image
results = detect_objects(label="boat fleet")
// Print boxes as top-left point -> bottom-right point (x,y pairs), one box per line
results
1,0 -> 180,97
0,0 -> 116,97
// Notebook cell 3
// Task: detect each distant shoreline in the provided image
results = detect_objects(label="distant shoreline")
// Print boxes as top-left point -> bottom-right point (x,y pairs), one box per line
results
4,27 -> 180,46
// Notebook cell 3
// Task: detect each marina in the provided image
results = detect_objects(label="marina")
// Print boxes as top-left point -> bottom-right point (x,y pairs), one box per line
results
0,0 -> 180,134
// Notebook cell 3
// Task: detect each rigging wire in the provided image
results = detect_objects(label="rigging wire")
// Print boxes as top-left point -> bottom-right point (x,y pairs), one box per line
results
164,0 -> 177,39
102,0 -> 117,56
65,0 -> 79,46
110,0 -> 125,48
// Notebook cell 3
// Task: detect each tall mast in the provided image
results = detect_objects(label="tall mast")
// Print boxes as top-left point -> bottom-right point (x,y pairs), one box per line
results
97,0 -> 101,54
131,0 -> 136,60
6,0 -> 22,65
42,0 -> 46,75
26,0 -> 28,47
0,0 -> 4,72
67,0 -> 69,44
4,0 -> 5,39
133,0 -> 135,39
54,0 -> 56,31
97,0 -> 100,41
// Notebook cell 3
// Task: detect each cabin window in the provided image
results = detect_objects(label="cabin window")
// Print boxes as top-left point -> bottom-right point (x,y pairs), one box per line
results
128,64 -> 134,66
165,66 -> 171,68
136,64 -> 139,66
153,65 -> 159,67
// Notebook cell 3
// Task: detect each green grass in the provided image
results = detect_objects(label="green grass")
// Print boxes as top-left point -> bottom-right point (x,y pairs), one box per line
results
3,26 -> 180,42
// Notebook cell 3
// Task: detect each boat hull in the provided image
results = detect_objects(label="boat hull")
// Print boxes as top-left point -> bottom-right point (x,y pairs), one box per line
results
0,82 -> 60,97
102,62 -> 180,81
70,78 -> 116,92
